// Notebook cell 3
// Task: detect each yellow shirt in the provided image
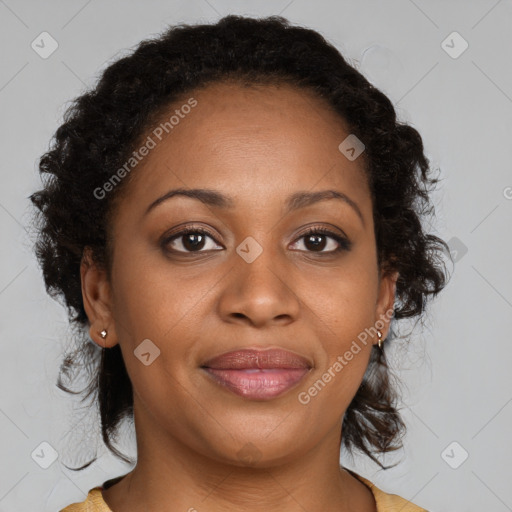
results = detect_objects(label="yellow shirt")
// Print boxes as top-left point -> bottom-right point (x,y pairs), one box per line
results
60,471 -> 428,511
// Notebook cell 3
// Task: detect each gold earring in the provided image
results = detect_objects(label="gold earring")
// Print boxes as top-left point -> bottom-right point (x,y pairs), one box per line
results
377,330 -> 384,350
100,329 -> 107,339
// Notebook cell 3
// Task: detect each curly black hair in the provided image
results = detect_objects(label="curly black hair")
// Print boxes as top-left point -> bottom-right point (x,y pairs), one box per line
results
29,14 -> 450,471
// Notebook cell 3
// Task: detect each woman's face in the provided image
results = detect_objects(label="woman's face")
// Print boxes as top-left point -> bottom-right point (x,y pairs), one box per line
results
83,81 -> 397,466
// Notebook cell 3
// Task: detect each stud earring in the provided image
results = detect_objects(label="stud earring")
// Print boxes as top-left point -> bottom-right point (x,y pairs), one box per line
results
100,329 -> 107,339
377,330 -> 384,350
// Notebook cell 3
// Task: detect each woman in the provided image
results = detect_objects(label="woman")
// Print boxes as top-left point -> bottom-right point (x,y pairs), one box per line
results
30,14 -> 449,512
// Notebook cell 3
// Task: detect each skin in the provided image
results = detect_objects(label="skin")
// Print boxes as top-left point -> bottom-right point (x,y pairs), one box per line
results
81,81 -> 398,512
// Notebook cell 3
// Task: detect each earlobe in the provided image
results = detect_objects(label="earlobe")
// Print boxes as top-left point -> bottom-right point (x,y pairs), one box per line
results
80,247 -> 118,348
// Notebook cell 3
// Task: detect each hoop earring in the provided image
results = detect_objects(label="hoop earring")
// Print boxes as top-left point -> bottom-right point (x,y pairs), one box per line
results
377,330 -> 384,350
100,329 -> 107,339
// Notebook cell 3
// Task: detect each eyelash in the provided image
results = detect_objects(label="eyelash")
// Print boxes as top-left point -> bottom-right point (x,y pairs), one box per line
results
161,225 -> 352,255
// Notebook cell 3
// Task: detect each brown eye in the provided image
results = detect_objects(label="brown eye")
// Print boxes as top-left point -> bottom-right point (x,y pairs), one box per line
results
161,225 -> 351,256
162,228 -> 223,253
290,227 -> 352,254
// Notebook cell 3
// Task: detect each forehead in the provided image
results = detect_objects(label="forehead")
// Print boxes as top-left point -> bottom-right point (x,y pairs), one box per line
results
117,81 -> 370,214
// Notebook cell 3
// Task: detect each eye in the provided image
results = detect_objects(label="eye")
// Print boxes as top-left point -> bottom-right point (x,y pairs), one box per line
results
161,225 -> 351,255
290,226 -> 352,254
162,226 -> 222,253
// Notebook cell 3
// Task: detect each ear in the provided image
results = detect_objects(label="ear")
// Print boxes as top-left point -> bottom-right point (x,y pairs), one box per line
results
80,247 -> 118,348
374,269 -> 399,344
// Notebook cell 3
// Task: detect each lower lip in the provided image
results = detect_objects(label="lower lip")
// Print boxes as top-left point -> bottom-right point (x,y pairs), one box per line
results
202,368 -> 310,400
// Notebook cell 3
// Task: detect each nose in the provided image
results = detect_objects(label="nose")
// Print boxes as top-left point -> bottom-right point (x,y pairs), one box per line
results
216,240 -> 301,328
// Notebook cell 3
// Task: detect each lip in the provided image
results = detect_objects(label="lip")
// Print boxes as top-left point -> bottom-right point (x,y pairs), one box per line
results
202,368 -> 311,400
201,348 -> 312,370
200,348 -> 312,400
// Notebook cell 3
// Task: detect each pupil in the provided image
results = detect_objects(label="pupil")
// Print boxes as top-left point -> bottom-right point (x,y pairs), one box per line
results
305,234 -> 325,251
184,233 -> 205,251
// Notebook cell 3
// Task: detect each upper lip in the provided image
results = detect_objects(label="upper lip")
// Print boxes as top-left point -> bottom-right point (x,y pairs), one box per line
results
201,348 -> 312,370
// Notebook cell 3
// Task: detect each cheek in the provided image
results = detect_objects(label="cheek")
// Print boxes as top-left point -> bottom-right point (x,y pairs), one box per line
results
109,258 -> 199,410
109,251 -> 220,391
301,256 -> 378,393
306,256 -> 378,342
111,246 -> 206,340
299,287 -> 374,415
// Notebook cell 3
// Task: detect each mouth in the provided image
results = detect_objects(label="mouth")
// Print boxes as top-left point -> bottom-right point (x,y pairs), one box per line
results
200,348 -> 312,400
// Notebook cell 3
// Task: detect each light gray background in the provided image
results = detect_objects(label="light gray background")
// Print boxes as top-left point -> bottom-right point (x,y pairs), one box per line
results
1,1 -> 511,511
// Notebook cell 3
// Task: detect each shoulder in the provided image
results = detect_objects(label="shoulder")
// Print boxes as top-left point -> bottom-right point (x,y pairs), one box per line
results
59,487 -> 112,512
59,472 -> 427,512
350,471 -> 429,512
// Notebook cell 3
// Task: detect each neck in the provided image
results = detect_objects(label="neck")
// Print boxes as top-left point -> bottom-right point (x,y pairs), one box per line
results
102,400 -> 376,512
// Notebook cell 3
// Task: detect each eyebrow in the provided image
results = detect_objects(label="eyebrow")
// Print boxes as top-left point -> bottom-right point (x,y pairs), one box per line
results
145,187 -> 365,226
